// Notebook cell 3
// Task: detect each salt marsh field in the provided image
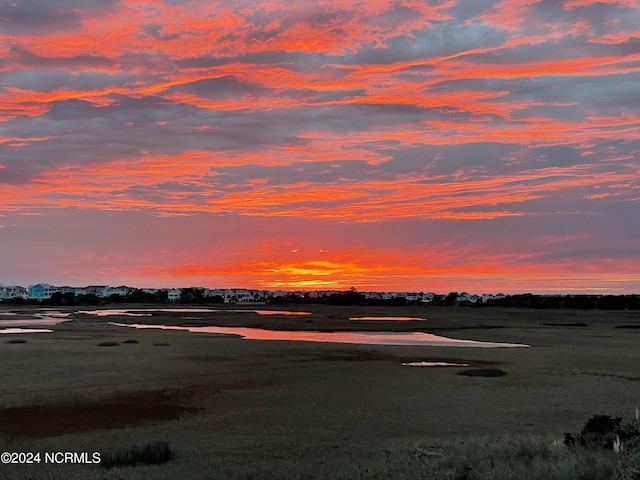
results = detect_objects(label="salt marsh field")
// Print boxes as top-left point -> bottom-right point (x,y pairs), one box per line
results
1,305 -> 639,479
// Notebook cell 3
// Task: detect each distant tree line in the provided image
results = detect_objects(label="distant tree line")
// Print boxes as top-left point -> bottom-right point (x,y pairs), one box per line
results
3,291 -> 162,306
277,291 -> 640,310
257,290 -> 640,310
2,289 -> 639,310
481,293 -> 640,310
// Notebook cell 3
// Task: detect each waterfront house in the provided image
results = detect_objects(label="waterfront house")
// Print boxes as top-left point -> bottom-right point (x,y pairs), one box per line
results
0,284 -> 27,300
27,283 -> 60,300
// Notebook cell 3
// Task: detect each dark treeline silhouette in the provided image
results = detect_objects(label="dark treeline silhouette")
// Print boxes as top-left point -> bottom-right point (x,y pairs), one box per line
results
2,289 -> 639,310
2,289 -> 169,306
267,291 -> 640,310
483,293 -> 640,310
291,291 -> 640,310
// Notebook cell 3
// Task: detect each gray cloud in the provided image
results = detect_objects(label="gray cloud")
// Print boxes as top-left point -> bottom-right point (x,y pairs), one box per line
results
143,23 -> 181,41
7,43 -> 114,70
0,0 -> 119,35
528,0 -> 637,37
164,76 -> 267,100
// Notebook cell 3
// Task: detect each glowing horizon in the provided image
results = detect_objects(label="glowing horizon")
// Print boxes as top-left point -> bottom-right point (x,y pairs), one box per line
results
1,1 -> 639,294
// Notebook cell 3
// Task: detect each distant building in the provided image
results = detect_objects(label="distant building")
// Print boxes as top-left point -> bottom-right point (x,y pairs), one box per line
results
224,289 -> 256,303
456,292 -> 480,304
168,289 -> 181,302
27,283 -> 60,300
85,286 -> 109,297
0,284 -> 27,300
421,292 -> 435,302
104,286 -> 132,297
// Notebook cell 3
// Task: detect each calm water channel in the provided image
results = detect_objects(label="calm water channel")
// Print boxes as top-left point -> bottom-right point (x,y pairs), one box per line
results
110,322 -> 529,348
1,308 -> 529,347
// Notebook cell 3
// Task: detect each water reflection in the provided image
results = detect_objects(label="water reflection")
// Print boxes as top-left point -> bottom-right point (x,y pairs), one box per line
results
78,309 -> 154,317
110,323 -> 528,348
0,311 -> 71,327
402,362 -> 469,367
236,310 -> 310,316
0,328 -> 54,334
350,316 -> 425,321
79,308 -> 310,316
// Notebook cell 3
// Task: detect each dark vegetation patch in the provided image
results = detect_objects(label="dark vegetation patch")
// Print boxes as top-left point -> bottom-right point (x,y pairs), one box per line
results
6,338 -> 27,344
122,339 -> 138,344
430,325 -> 506,331
175,354 -> 234,363
153,343 -> 169,347
0,389 -> 195,438
573,371 -> 640,381
97,341 -> 119,347
542,323 -> 589,327
564,413 -> 640,451
287,349 -> 492,367
101,441 -> 172,469
456,368 -> 507,377
615,325 -> 640,329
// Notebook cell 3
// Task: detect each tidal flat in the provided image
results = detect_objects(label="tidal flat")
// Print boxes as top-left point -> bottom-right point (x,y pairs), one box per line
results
0,305 -> 639,479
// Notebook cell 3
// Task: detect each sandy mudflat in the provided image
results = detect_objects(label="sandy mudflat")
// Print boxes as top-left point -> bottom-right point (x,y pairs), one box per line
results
0,305 -> 639,479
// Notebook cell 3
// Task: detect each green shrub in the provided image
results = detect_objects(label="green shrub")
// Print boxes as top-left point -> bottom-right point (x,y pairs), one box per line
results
564,413 -> 640,451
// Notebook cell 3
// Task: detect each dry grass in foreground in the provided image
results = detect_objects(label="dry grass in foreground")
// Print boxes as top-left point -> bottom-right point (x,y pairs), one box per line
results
365,436 -> 631,480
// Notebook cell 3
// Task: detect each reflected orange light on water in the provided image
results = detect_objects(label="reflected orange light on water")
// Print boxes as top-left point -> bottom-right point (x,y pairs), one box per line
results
111,323 -> 529,348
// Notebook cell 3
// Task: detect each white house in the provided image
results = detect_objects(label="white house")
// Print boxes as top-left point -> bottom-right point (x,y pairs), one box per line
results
482,293 -> 506,302
224,289 -> 256,303
168,289 -> 181,302
0,284 -> 27,300
421,292 -> 435,302
85,285 -> 109,297
207,289 -> 226,298
104,286 -> 132,297
456,292 -> 480,303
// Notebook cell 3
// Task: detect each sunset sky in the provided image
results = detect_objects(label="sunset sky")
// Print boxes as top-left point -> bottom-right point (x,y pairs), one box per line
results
1,0 -> 639,293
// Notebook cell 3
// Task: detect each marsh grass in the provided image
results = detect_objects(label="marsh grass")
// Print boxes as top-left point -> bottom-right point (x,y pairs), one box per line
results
123,339 -> 139,344
427,436 -> 616,480
614,448 -> 640,480
205,435 -> 623,480
2,306 -> 640,479
311,436 -> 620,480
152,343 -> 169,347
97,341 -> 120,347
456,368 -> 507,377
6,338 -> 27,344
